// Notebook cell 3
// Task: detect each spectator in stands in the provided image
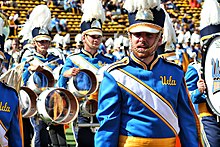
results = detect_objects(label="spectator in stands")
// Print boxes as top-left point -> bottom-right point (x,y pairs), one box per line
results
63,0 -> 72,12
182,25 -> 191,44
8,38 -> 20,68
189,0 -> 201,8
190,28 -> 200,46
8,15 -> 18,36
63,0 -> 81,14
189,19 -> 196,33
165,0 -> 177,10
175,43 -> 185,66
26,9 -> 33,20
13,11 -> 20,25
182,14 -> 189,24
50,15 -> 67,34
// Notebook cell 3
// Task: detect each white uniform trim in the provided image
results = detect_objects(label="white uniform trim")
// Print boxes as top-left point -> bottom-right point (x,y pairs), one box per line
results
70,55 -> 98,74
110,69 -> 180,134
0,121 -> 8,147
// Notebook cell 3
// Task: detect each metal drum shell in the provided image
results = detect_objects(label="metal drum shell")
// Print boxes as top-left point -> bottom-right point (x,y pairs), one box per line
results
19,86 -> 38,118
67,69 -> 99,98
26,69 -> 55,94
37,88 -> 79,124
80,99 -> 98,117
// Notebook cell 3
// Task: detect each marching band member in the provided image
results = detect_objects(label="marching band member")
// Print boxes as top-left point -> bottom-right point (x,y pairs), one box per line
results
0,51 -> 22,147
20,5 -> 66,147
57,0 -> 115,146
95,0 -> 202,146
0,15 -> 22,146
185,0 -> 220,146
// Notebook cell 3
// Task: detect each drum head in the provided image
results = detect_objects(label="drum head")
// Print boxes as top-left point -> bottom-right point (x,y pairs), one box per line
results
202,35 -> 220,116
45,89 -> 70,122
37,88 -> 79,124
68,69 -> 98,97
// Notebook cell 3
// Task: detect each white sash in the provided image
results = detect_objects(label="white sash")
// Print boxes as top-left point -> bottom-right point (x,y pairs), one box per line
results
110,69 -> 180,134
70,55 -> 98,74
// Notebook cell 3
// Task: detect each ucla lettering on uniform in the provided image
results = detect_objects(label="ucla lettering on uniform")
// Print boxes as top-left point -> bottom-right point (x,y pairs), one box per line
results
212,58 -> 220,94
0,102 -> 10,112
160,76 -> 176,86
98,61 -> 106,67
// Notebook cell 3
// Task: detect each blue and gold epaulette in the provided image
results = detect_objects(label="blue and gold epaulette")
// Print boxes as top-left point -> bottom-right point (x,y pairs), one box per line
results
106,56 -> 129,72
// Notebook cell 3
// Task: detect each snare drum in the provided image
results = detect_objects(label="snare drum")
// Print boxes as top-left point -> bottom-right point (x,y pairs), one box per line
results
19,86 -> 38,118
37,88 -> 79,124
67,69 -> 98,98
26,69 -> 55,94
201,35 -> 220,116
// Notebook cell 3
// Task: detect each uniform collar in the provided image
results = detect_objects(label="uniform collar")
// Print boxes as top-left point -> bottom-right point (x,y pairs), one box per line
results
130,52 -> 159,70
81,49 -> 99,58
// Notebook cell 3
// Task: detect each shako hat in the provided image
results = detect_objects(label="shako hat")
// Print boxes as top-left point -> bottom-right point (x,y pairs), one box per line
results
80,0 -> 106,36
200,0 -> 220,41
19,5 -> 52,42
123,0 -> 165,34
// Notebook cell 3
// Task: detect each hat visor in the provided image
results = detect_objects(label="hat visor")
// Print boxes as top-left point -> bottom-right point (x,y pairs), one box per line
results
129,26 -> 159,33
34,36 -> 51,41
86,31 -> 103,36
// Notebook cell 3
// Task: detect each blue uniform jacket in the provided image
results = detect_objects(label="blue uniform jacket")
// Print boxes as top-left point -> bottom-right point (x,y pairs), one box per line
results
21,51 -> 64,86
57,49 -> 114,88
95,53 -> 201,147
185,63 -> 206,114
0,82 -> 22,147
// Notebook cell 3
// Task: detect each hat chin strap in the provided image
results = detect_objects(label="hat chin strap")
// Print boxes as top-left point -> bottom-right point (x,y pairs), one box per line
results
85,35 -> 99,50
135,31 -> 162,56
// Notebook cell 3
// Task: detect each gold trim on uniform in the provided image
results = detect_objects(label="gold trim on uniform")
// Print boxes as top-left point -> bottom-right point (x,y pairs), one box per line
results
106,57 -> 129,72
131,54 -> 147,70
118,135 -> 176,147
82,49 -> 99,58
198,103 -> 213,117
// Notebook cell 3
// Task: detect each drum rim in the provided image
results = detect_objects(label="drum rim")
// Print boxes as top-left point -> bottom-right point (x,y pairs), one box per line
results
201,35 -> 220,116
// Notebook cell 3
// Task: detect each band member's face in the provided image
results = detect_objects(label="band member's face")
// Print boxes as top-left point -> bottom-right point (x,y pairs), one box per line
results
84,34 -> 102,49
35,40 -> 50,54
129,32 -> 162,59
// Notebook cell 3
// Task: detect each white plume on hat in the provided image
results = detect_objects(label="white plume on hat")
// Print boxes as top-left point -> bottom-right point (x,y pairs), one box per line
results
161,4 -> 176,51
123,0 -> 161,13
52,34 -> 63,48
75,33 -> 82,44
19,5 -> 51,41
200,0 -> 220,30
63,33 -> 70,47
105,37 -> 114,50
81,0 -> 105,23
123,36 -> 130,47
